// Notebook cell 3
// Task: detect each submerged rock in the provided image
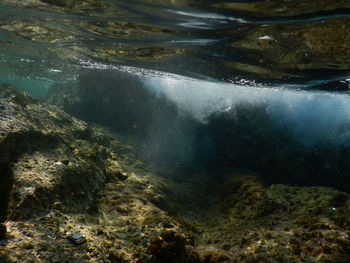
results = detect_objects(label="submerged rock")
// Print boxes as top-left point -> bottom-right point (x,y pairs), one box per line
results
67,232 -> 86,245
0,84 -> 189,262
189,173 -> 350,263
149,230 -> 188,263
1,85 -> 350,263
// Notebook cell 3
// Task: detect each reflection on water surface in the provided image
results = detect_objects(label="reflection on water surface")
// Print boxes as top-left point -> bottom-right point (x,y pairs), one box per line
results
0,0 -> 350,85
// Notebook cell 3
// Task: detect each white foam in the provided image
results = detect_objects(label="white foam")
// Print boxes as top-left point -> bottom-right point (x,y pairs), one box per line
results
169,9 -> 247,23
143,75 -> 350,146
79,60 -> 350,145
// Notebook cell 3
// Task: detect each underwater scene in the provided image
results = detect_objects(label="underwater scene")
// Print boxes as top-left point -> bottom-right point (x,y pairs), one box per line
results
1,0 -> 350,262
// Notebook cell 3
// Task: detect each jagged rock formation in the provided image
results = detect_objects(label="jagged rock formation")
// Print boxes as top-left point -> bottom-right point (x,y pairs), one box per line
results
0,84 -> 189,262
1,84 -> 350,263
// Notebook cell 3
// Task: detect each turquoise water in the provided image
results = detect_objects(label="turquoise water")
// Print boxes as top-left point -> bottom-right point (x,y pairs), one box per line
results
0,76 -> 52,98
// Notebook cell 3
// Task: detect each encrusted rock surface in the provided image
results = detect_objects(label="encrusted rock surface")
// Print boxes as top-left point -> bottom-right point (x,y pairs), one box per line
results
194,173 -> 350,263
0,84 -> 187,262
1,84 -> 350,262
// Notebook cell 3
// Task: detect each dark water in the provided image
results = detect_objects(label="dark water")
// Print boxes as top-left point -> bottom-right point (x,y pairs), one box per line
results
1,0 -> 350,189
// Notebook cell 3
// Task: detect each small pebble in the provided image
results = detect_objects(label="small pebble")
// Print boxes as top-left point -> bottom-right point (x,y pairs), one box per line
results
67,232 -> 86,245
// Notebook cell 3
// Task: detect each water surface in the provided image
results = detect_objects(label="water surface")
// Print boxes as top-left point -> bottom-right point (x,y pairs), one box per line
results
1,0 -> 350,86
